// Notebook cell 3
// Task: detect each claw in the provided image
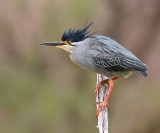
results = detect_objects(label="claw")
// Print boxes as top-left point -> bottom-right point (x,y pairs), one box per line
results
95,101 -> 110,117
95,78 -> 119,117
96,103 -> 104,117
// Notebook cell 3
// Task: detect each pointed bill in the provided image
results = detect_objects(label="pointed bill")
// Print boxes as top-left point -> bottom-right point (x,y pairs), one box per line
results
40,41 -> 65,46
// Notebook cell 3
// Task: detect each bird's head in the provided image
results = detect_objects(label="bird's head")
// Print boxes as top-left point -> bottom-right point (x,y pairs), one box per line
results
40,21 -> 95,52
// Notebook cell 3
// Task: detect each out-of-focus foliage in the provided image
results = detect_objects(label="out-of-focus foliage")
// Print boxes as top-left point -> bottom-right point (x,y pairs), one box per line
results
0,0 -> 160,133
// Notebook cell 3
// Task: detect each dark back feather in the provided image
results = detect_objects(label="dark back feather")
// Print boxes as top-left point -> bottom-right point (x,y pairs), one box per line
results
89,36 -> 147,77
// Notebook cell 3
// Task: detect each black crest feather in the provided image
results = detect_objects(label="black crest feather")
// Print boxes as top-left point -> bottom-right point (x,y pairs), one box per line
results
61,21 -> 95,42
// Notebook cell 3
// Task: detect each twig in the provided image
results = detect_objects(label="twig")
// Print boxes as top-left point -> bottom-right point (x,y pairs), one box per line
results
96,74 -> 109,133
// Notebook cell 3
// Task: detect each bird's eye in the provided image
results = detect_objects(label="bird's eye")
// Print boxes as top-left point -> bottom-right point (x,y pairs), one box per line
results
61,41 -> 71,45
66,41 -> 71,45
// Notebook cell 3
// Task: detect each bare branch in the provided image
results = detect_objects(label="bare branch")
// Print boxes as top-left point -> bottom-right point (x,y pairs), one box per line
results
96,74 -> 109,133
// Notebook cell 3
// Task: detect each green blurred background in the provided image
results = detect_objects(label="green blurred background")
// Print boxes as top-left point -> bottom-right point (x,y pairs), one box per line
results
0,0 -> 160,133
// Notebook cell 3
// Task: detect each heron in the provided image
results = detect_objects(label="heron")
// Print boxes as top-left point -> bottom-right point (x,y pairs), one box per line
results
40,21 -> 147,116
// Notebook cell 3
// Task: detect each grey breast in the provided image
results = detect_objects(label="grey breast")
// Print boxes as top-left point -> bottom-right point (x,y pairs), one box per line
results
70,39 -> 97,71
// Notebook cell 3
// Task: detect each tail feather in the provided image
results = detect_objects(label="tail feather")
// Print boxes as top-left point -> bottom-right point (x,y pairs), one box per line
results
137,71 -> 147,77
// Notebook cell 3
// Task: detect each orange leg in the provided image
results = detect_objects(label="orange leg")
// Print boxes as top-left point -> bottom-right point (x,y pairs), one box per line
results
95,79 -> 108,97
95,77 -> 119,117
95,77 -> 119,97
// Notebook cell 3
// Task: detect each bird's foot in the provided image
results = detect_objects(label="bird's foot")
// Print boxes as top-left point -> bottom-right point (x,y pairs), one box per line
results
95,79 -> 117,117
95,77 -> 119,97
95,101 -> 110,117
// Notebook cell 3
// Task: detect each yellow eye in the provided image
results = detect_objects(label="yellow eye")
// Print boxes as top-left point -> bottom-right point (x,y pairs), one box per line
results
62,41 -> 71,45
66,41 -> 71,45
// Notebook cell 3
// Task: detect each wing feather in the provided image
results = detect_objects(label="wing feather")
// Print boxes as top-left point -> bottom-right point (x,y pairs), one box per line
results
89,36 -> 147,72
